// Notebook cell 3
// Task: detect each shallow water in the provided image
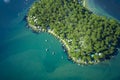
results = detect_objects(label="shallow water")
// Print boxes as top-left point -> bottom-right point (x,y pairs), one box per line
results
86,0 -> 120,21
0,0 -> 120,80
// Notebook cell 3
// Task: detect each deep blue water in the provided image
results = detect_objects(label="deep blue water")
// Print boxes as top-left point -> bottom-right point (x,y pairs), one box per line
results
0,0 -> 120,80
86,0 -> 120,21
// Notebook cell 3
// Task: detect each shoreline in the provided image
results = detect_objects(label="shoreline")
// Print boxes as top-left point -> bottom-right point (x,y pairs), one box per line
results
84,0 -> 115,20
26,0 -> 120,65
48,30 -> 70,51
27,0 -> 101,65
27,22 -> 70,51
27,17 -> 70,51
27,22 -> 99,65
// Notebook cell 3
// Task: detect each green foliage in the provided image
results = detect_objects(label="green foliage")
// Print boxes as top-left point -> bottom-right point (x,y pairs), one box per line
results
27,0 -> 120,64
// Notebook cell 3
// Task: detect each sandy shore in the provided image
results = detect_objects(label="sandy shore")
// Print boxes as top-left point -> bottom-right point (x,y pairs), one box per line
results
83,0 -> 86,7
48,30 -> 70,51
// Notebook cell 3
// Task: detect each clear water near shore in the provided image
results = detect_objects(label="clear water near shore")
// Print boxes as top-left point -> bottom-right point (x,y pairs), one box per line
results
85,0 -> 120,21
0,0 -> 120,80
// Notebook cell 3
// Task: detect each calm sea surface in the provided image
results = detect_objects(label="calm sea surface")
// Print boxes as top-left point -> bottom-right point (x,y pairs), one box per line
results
86,0 -> 120,21
0,0 -> 120,80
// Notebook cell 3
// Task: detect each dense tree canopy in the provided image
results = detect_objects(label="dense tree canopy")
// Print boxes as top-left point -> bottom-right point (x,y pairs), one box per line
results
27,0 -> 120,64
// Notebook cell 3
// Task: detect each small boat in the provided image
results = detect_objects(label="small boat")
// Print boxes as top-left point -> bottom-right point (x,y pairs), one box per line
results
78,64 -> 80,66
64,49 -> 66,52
52,52 -> 55,55
45,39 -> 48,42
61,56 -> 63,59
46,48 -> 49,52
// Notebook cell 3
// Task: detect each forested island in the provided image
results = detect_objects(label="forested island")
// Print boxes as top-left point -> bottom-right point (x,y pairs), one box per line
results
27,0 -> 120,64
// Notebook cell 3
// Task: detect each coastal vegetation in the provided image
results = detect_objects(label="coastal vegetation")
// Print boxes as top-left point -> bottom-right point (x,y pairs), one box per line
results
27,0 -> 120,64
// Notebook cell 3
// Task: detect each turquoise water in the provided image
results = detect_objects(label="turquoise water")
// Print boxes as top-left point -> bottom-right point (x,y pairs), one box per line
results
0,0 -> 120,80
